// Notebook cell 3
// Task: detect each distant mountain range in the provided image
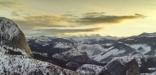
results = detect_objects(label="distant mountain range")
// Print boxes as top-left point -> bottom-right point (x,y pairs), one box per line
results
28,32 -> 156,75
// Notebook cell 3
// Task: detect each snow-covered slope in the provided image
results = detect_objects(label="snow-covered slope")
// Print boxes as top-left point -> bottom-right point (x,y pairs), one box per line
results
0,47 -> 79,75
77,64 -> 104,75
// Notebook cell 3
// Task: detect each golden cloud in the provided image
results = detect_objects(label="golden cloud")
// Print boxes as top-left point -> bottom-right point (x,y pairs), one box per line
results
14,13 -> 145,28
12,12 -> 145,36
77,13 -> 145,24
36,27 -> 101,33
14,15 -> 73,27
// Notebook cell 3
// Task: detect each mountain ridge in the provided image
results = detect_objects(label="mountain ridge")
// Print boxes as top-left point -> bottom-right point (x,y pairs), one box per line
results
28,32 -> 156,75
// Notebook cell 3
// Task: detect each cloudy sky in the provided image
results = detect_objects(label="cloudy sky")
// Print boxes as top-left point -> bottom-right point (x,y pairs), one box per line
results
0,0 -> 156,37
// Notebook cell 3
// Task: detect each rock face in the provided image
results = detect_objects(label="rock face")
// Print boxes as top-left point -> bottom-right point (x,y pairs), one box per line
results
0,17 -> 32,57
0,17 -> 79,75
126,59 -> 140,75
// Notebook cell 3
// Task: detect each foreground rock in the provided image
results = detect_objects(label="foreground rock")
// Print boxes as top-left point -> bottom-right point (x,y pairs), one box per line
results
0,17 -> 32,57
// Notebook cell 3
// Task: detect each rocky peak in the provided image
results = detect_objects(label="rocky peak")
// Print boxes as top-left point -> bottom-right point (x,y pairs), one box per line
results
0,17 -> 31,57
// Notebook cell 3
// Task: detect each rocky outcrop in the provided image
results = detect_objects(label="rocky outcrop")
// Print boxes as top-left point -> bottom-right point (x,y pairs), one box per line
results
0,17 -> 32,57
126,59 -> 140,75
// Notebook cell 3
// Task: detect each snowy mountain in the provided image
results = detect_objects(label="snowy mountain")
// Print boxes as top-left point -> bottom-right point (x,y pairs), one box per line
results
28,32 -> 156,75
119,33 -> 156,56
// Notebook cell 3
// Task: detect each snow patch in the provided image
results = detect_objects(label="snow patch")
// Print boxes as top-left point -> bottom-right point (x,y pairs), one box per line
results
128,44 -> 151,54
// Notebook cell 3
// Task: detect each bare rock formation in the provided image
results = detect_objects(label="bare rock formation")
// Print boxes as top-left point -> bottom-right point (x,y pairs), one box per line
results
0,17 -> 32,56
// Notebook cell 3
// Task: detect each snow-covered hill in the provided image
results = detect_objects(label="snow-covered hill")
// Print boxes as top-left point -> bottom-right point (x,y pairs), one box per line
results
0,47 -> 79,75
